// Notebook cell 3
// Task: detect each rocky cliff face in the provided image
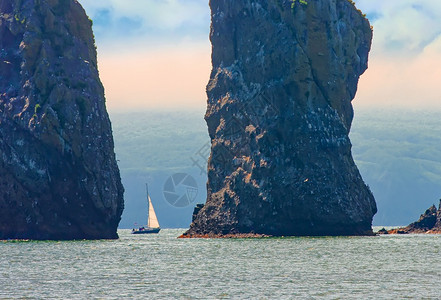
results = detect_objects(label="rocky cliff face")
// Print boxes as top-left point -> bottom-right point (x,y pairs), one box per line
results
0,0 -> 124,239
184,0 -> 377,237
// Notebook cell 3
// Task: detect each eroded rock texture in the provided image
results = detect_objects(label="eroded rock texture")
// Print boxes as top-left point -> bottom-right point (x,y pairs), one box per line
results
185,0 -> 377,237
0,0 -> 124,239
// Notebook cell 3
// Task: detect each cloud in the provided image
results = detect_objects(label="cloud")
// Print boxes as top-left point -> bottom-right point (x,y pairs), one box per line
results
81,0 -> 210,49
79,0 -> 212,111
81,0 -> 441,57
79,0 -> 440,110
355,0 -> 441,55
352,0 -> 441,108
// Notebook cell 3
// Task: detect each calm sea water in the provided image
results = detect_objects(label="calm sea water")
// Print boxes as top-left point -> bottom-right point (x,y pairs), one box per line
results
1,228 -> 440,299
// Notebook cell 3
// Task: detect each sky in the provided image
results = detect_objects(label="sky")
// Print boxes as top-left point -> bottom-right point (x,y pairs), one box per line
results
80,0 -> 441,112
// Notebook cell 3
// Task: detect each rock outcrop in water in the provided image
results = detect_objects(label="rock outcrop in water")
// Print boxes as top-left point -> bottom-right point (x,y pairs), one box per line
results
383,200 -> 441,234
0,0 -> 124,239
183,0 -> 377,237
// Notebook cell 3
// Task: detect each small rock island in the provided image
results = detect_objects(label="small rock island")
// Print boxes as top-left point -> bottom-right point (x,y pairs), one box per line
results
0,0 -> 124,239
183,0 -> 377,237
380,200 -> 441,234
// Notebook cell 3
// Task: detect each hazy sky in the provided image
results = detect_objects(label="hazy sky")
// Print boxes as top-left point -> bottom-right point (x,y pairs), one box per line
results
80,0 -> 441,112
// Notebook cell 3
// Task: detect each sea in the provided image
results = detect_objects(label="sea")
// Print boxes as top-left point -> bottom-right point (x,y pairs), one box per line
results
1,228 -> 440,299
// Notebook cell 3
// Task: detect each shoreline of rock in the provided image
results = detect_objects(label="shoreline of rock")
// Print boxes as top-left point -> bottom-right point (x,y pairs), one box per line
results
179,229 -> 377,239
178,233 -> 271,239
384,229 -> 441,235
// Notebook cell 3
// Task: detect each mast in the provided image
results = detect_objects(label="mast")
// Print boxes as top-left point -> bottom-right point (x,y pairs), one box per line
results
146,183 -> 160,228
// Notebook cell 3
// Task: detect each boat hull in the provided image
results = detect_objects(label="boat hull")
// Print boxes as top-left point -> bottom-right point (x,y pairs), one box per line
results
131,228 -> 160,234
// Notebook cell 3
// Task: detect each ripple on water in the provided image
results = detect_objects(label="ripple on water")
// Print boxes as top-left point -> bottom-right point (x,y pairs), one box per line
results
1,229 -> 440,299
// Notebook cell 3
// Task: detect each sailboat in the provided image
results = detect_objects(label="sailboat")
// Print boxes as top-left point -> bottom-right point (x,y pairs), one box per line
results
132,184 -> 161,234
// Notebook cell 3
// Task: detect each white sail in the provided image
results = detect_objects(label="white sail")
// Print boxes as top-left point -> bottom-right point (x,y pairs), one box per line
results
148,196 -> 160,228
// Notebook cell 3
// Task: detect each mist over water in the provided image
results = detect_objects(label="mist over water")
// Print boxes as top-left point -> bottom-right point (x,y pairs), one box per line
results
1,229 -> 440,298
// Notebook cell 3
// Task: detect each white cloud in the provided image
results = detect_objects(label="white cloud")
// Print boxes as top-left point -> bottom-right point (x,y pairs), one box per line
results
78,0 -> 440,109
355,0 -> 441,55
353,0 -> 441,108
81,0 -> 210,40
79,0 -> 212,111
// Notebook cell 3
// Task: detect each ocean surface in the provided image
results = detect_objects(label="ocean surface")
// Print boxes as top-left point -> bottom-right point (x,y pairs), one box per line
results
1,228 -> 440,299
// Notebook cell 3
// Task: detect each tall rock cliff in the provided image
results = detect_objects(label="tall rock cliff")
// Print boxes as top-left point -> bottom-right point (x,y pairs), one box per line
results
184,0 -> 377,237
0,0 -> 124,239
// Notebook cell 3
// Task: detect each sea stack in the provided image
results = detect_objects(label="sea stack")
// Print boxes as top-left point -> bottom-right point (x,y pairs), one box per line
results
0,0 -> 124,239
184,0 -> 376,237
